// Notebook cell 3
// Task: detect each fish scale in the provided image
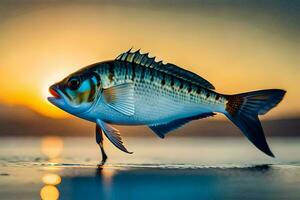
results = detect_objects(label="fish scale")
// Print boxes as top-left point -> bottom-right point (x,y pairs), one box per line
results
100,60 -> 225,106
48,49 -> 286,158
89,59 -> 226,125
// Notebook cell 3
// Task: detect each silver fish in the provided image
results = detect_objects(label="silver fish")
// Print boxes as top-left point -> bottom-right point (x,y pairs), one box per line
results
48,49 -> 286,162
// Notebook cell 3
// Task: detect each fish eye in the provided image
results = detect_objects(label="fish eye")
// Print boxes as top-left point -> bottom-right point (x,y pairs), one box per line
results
67,77 -> 81,90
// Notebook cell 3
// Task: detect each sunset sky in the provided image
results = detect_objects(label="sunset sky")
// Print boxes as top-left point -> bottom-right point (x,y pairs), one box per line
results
0,0 -> 299,119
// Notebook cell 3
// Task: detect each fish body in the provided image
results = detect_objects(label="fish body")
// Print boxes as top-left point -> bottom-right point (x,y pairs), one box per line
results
48,49 -> 286,159
78,60 -> 225,126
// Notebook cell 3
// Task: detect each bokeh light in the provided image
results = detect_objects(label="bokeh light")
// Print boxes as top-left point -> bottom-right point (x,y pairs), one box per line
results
42,174 -> 62,185
41,137 -> 64,159
40,185 -> 59,200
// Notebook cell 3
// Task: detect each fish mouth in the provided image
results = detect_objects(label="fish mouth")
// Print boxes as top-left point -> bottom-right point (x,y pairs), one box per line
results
47,85 -> 65,106
49,85 -> 61,99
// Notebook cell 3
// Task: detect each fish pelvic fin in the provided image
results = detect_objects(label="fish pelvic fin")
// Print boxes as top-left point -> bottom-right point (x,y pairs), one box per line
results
96,119 -> 133,154
224,89 -> 286,157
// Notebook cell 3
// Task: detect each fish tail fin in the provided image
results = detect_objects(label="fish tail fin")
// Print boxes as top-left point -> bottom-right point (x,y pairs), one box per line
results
224,89 -> 286,157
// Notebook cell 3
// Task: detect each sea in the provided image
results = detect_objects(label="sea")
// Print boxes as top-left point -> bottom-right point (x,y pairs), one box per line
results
0,137 -> 299,200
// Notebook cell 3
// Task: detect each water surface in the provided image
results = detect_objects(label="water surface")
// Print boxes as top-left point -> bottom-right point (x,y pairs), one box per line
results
0,137 -> 299,199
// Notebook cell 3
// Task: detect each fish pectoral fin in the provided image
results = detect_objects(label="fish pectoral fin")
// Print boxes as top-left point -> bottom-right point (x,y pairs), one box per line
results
149,112 -> 216,138
103,83 -> 135,116
96,119 -> 133,154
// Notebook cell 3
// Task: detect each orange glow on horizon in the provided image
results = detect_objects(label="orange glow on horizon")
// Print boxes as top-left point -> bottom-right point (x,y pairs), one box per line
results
0,4 -> 299,119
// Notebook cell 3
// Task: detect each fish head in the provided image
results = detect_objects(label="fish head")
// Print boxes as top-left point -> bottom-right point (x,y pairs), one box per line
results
48,68 -> 101,115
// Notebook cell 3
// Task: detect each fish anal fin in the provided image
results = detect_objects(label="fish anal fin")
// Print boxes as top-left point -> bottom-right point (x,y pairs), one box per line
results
96,119 -> 133,154
103,83 -> 135,116
149,112 -> 216,138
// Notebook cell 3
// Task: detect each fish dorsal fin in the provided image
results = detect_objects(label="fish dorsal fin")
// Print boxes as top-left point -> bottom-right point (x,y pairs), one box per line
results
149,112 -> 216,138
115,49 -> 215,90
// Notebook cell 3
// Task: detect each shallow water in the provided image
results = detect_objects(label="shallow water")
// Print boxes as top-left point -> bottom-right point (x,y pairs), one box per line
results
0,137 -> 299,199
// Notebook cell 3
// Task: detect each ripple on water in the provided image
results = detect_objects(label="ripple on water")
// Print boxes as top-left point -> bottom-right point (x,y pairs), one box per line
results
1,155 -> 300,171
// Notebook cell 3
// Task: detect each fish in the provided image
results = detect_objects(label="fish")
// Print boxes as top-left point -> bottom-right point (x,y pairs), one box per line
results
48,49 -> 286,162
